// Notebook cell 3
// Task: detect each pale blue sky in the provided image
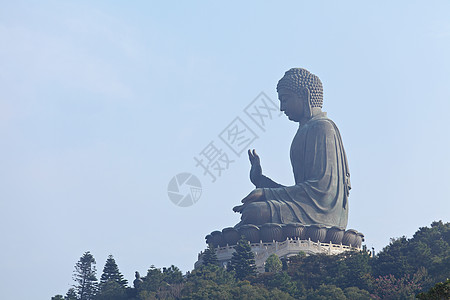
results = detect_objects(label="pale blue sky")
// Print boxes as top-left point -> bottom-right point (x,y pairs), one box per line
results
1,1 -> 450,299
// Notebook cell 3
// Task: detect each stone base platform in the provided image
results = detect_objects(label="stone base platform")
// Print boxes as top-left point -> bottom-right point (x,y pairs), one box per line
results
195,238 -> 360,273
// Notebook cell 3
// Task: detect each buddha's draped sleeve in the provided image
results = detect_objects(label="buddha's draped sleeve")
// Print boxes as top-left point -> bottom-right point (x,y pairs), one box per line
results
256,175 -> 284,188
262,117 -> 349,228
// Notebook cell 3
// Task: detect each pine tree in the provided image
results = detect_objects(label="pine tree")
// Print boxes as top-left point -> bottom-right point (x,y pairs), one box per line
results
417,278 -> 450,300
143,265 -> 165,292
95,281 -> 127,300
202,243 -> 219,266
99,255 -> 128,288
72,251 -> 98,300
65,288 -> 77,300
96,255 -> 128,300
162,265 -> 183,284
265,254 -> 282,273
229,237 -> 257,280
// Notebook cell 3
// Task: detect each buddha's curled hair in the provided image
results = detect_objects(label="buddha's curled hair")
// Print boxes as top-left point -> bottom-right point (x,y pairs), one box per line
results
277,68 -> 323,108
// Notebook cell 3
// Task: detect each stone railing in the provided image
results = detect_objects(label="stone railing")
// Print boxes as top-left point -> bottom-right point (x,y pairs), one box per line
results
195,237 -> 361,271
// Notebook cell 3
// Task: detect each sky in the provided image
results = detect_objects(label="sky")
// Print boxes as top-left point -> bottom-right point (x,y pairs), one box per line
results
1,1 -> 450,299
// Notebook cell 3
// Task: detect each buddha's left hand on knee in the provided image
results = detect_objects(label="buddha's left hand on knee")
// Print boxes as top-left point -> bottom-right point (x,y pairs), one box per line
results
241,188 -> 265,204
233,204 -> 245,213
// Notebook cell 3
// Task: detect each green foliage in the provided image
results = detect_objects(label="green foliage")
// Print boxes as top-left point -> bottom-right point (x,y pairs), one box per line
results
287,252 -> 336,290
96,254 -> 128,300
183,265 -> 234,288
417,278 -> 450,300
335,251 -> 373,290
135,264 -> 184,300
229,237 -> 257,280
285,249 -> 379,296
73,251 -> 98,300
182,281 -> 231,300
136,290 -> 157,300
181,270 -> 295,300
65,288 -> 77,300
57,221 -> 449,299
268,288 -> 296,300
265,254 -> 282,273
373,221 -> 450,291
229,280 -> 294,300
287,284 -> 371,300
181,265 -> 235,299
304,284 -> 346,300
99,255 -> 128,288
255,271 -> 299,297
374,236 -> 415,278
95,281 -> 127,300
370,270 -> 425,299
162,265 -> 183,284
343,287 -> 372,299
202,243 -> 219,266
141,265 -> 165,293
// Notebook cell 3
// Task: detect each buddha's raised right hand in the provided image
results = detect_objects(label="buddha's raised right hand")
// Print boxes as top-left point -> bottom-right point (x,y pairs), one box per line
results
248,149 -> 262,187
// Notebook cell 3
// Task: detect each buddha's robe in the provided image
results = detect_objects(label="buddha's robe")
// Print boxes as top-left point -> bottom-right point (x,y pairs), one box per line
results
242,112 -> 350,229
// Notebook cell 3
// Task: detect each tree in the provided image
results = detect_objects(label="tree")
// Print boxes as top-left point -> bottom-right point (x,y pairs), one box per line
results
256,271 -> 299,297
141,265 -> 165,293
370,273 -> 423,299
304,284 -> 347,300
181,264 -> 235,299
343,287 -> 372,300
96,255 -> 128,300
229,237 -> 257,280
331,251 -> 372,290
417,278 -> 450,300
230,280 -> 294,300
99,255 -> 128,288
373,236 -> 415,279
95,281 -> 127,300
202,244 -> 219,266
287,253 -> 335,290
157,265 -> 184,299
265,254 -> 282,273
73,251 -> 98,300
136,264 -> 184,299
410,220 -> 450,287
65,288 -> 77,300
373,220 -> 450,291
162,265 -> 183,284
51,295 -> 64,300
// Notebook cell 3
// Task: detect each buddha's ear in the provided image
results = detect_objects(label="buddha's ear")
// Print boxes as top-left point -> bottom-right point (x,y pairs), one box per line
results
302,87 -> 312,118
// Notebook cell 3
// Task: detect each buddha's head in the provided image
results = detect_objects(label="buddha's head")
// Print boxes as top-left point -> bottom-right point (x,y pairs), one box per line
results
277,68 -> 323,122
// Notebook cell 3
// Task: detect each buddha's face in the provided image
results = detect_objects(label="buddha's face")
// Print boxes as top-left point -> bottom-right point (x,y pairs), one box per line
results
278,88 -> 305,122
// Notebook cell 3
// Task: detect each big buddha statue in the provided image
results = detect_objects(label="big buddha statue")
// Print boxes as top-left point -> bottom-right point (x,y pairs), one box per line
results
233,68 -> 351,229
